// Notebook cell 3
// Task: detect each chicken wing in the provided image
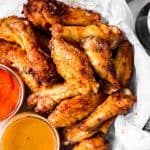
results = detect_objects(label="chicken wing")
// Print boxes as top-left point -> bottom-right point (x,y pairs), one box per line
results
82,37 -> 120,93
0,16 -> 59,84
23,0 -> 101,30
48,92 -> 106,127
27,83 -> 81,112
51,23 -> 122,49
73,135 -> 109,150
0,39 -> 40,91
63,89 -> 135,143
114,40 -> 133,87
27,38 -> 99,112
50,38 -> 99,93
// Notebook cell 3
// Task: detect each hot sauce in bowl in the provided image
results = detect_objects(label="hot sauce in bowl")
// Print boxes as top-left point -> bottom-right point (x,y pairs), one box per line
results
0,64 -> 24,121
0,113 -> 60,150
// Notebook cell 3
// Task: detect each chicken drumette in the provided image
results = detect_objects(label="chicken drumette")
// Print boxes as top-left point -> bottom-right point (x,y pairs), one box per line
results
82,37 -> 120,94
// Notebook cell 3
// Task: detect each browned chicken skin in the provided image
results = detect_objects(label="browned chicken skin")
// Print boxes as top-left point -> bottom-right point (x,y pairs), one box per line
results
48,92 -> 106,127
23,0 -> 101,30
0,39 -> 40,91
64,118 -> 114,146
51,23 -> 122,49
50,38 -> 99,94
73,135 -> 109,150
82,37 -> 120,94
114,40 -> 133,87
63,89 -> 136,143
0,16 -> 59,85
82,37 -> 119,83
27,38 -> 99,112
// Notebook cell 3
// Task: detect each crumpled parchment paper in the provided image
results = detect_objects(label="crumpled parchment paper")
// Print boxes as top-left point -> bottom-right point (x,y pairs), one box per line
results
0,0 -> 150,149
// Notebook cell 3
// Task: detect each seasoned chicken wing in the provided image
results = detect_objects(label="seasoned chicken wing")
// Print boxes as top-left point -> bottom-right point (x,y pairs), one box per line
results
51,23 -> 122,49
63,89 -> 135,143
27,38 -> 99,112
73,135 -> 109,150
23,0 -> 100,30
27,83 -> 81,112
82,37 -> 120,93
114,40 -> 133,87
48,92 -> 106,127
50,38 -> 99,94
0,39 -> 40,91
0,16 -> 59,85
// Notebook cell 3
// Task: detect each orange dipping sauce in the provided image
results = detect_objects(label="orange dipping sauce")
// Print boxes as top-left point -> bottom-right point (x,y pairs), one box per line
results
0,68 -> 20,121
1,113 -> 59,150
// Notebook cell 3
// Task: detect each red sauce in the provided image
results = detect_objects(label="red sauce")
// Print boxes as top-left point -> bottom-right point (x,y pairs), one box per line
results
0,68 -> 19,121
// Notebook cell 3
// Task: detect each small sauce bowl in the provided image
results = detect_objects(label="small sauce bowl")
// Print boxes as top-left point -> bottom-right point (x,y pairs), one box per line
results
0,112 -> 60,150
0,64 -> 24,122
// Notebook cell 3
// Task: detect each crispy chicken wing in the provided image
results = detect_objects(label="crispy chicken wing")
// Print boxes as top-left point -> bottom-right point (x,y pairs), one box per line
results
73,135 -> 109,150
48,92 -> 106,127
50,38 -> 99,93
114,40 -> 133,87
0,39 -> 40,91
51,23 -> 122,49
82,37 -> 120,93
27,38 -> 99,112
64,118 -> 114,146
82,37 -> 120,94
63,89 -> 135,143
23,0 -> 100,30
27,83 -> 81,112
0,16 -> 59,84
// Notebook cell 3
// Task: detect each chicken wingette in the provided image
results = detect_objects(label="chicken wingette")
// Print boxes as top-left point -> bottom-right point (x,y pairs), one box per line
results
0,16 -> 59,85
0,39 -> 40,91
73,135 -> 109,150
63,89 -> 135,143
114,40 -> 133,87
82,37 -> 120,94
23,0 -> 101,30
27,38 -> 99,112
48,92 -> 106,127
51,23 -> 122,49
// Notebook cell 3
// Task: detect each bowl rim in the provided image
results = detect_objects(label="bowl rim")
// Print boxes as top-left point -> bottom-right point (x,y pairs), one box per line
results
0,112 -> 60,150
0,64 -> 25,122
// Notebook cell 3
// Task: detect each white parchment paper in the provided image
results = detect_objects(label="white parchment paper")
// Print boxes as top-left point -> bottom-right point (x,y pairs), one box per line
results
0,0 -> 150,149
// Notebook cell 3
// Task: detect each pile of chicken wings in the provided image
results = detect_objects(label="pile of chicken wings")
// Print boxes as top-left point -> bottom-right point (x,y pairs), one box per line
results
0,0 -> 136,149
